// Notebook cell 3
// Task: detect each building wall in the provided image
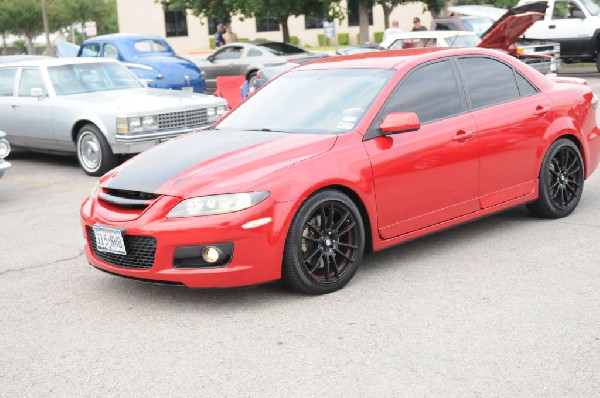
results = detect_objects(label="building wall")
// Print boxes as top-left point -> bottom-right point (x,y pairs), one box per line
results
116,0 -> 432,54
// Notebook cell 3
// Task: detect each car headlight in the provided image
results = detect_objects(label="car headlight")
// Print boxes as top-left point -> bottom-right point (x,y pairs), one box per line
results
207,105 -> 229,122
0,139 -> 10,159
167,191 -> 270,218
116,115 -> 159,133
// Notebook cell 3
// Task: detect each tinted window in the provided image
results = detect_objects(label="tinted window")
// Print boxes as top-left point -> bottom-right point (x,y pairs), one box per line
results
0,68 -> 17,96
18,68 -> 47,97
458,57 -> 519,109
214,46 -> 243,60
258,42 -> 306,55
377,60 -> 462,126
435,21 -> 460,31
104,44 -> 119,59
515,72 -> 538,97
81,44 -> 101,57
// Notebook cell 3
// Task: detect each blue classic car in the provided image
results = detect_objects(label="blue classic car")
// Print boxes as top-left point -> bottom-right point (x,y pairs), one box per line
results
0,131 -> 11,179
78,33 -> 205,93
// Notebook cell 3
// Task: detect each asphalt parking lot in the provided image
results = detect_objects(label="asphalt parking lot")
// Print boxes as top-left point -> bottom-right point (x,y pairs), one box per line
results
1,66 -> 600,396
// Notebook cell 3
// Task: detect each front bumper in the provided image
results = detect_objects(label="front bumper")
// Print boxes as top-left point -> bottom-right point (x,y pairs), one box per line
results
112,125 -> 210,154
80,193 -> 292,288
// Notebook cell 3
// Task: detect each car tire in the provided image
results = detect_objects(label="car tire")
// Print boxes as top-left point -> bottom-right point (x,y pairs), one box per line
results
247,72 -> 258,93
76,124 -> 118,176
282,190 -> 365,294
527,138 -> 584,218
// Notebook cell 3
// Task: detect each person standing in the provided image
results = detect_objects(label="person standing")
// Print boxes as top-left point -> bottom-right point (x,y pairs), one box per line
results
412,17 -> 427,31
382,20 -> 404,42
215,24 -> 225,47
224,25 -> 238,44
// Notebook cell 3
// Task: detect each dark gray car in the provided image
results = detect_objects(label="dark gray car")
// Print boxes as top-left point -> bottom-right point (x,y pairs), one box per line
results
191,41 -> 326,92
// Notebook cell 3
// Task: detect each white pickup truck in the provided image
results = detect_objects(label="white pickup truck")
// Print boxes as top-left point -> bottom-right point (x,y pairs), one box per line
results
518,0 -> 600,70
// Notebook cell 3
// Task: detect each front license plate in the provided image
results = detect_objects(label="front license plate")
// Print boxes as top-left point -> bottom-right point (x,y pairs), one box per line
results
182,86 -> 193,92
93,225 -> 126,255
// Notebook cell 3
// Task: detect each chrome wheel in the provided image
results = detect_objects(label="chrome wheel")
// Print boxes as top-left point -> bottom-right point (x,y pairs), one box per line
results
78,131 -> 102,172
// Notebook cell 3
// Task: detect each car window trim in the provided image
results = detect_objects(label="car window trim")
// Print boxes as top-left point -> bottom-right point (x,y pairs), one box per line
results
364,57 -> 468,141
454,55 -> 540,112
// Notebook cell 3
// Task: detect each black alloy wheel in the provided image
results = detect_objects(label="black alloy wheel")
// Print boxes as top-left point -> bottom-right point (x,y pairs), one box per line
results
528,138 -> 584,218
282,190 -> 365,294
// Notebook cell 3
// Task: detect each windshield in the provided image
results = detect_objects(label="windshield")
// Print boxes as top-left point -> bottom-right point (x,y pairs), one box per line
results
258,42 -> 306,55
446,35 -> 481,47
581,0 -> 600,15
217,68 -> 394,134
463,17 -> 494,36
48,63 -> 143,95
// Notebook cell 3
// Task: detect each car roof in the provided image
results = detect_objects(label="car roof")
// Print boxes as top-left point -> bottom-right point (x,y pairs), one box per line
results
0,57 -> 119,68
296,47 -> 505,70
83,33 -> 167,44
379,31 -> 477,49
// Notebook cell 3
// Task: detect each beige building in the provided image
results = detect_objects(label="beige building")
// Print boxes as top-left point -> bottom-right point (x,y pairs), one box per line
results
116,0 -> 432,54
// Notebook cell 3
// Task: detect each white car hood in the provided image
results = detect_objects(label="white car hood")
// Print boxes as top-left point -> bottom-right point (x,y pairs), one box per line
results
61,88 -> 225,114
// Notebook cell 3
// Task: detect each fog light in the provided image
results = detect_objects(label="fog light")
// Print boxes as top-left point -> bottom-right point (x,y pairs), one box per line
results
202,246 -> 222,263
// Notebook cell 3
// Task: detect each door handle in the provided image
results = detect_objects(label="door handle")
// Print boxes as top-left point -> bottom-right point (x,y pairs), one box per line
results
533,105 -> 551,115
549,25 -> 556,29
452,130 -> 475,142
11,104 -> 19,108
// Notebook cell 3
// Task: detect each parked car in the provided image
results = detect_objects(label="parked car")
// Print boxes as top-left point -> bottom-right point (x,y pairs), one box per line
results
335,44 -> 383,56
254,55 -> 330,89
78,33 -> 206,93
383,12 -> 556,74
0,58 -> 227,176
192,41 -> 327,92
0,130 -> 11,178
442,3 -> 562,73
517,0 -> 600,70
81,48 -> 600,294
380,31 -> 482,50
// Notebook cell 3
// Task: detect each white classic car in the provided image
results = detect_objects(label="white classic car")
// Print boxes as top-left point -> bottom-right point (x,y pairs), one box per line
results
0,58 -> 227,175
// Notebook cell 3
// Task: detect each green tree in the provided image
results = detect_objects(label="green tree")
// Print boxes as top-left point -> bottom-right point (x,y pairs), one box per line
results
50,0 -> 118,43
0,0 -> 44,54
170,0 -> 343,43
455,0 -> 518,8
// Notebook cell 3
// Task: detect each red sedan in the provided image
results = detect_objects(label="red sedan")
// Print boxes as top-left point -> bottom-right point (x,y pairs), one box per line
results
80,48 -> 600,294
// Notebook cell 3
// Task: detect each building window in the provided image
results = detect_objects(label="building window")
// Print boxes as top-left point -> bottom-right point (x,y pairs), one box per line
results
347,0 -> 373,26
207,17 -> 230,35
164,8 -> 188,37
305,15 -> 323,30
256,18 -> 280,32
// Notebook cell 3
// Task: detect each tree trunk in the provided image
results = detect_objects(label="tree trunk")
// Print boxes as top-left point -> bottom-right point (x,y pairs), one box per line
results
358,1 -> 369,44
382,2 -> 392,30
280,16 -> 290,43
1,32 -> 8,56
25,34 -> 35,55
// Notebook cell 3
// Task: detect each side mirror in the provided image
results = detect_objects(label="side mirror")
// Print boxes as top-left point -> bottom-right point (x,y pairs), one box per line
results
380,112 -> 420,135
30,87 -> 44,98
208,55 -> 215,62
572,10 -> 585,19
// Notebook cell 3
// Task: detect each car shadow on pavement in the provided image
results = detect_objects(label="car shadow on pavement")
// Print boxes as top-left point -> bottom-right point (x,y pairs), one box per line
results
8,149 -> 80,168
90,205 -> 543,307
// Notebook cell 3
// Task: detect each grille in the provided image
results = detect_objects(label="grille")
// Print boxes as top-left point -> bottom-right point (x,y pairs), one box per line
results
87,226 -> 157,269
158,108 -> 208,130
